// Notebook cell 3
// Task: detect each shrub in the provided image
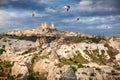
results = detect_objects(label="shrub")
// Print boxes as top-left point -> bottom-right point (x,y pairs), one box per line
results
101,50 -> 105,54
60,58 -> 74,65
90,37 -> 101,43
90,72 -> 96,76
27,72 -> 40,80
77,64 -> 83,68
0,48 -> 6,55
2,45 -> 5,48
70,66 -> 77,73
0,61 -> 14,68
73,53 -> 88,64
113,65 -> 120,70
16,74 -> 23,78
82,72 -> 87,75
89,78 -> 93,80
111,70 -> 115,73
95,68 -> 101,72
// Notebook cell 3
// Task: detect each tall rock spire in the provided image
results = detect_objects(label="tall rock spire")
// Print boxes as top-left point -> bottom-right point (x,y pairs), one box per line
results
50,23 -> 55,29
35,38 -> 40,50
41,22 -> 49,29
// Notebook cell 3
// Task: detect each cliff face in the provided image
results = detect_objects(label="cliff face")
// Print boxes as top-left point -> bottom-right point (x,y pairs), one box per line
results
0,22 -> 120,80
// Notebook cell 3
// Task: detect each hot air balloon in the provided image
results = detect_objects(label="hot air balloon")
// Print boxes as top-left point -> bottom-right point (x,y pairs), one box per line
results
32,13 -> 35,17
64,5 -> 70,11
106,26 -> 109,29
77,18 -> 80,21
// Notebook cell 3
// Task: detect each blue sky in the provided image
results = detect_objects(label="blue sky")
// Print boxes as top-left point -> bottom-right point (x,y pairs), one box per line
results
0,0 -> 120,36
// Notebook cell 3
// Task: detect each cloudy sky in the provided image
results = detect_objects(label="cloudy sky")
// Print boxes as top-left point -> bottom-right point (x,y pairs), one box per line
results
0,0 -> 120,36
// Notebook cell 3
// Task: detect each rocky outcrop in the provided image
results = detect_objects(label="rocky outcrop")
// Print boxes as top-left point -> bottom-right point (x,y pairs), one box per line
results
76,67 -> 102,80
33,58 -> 75,80
11,62 -> 28,79
47,65 -> 71,80
49,49 -> 59,63
0,22 -> 120,80
56,43 -> 110,61
35,38 -> 41,50
33,59 -> 55,74
61,67 -> 77,80
47,66 -> 61,80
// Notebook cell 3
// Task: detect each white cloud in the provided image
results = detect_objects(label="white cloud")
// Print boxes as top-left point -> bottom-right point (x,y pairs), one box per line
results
61,15 -> 120,24
38,0 -> 49,4
0,10 -> 31,19
0,10 -> 10,20
73,0 -> 115,12
38,0 -> 55,4
0,10 -> 30,29
0,9 -> 49,19
96,25 -> 112,29
0,9 -> 48,30
79,0 -> 92,6
87,25 -> 112,30
62,18 -> 75,23
45,7 -> 56,13
35,13 -> 47,17
0,10 -> 11,28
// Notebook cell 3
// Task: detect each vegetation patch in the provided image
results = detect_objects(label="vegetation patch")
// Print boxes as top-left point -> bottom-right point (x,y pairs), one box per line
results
0,60 -> 14,68
64,36 -> 102,44
0,60 -> 15,80
46,36 -> 57,43
90,72 -> 96,76
61,53 -> 88,65
113,65 -> 120,71
84,50 -> 106,65
27,54 -> 47,80
0,48 -> 6,55
27,72 -> 41,80
77,64 -> 84,68
70,66 -> 77,73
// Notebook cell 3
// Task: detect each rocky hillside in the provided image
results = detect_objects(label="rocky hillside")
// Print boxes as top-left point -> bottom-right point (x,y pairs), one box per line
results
0,22 -> 120,80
